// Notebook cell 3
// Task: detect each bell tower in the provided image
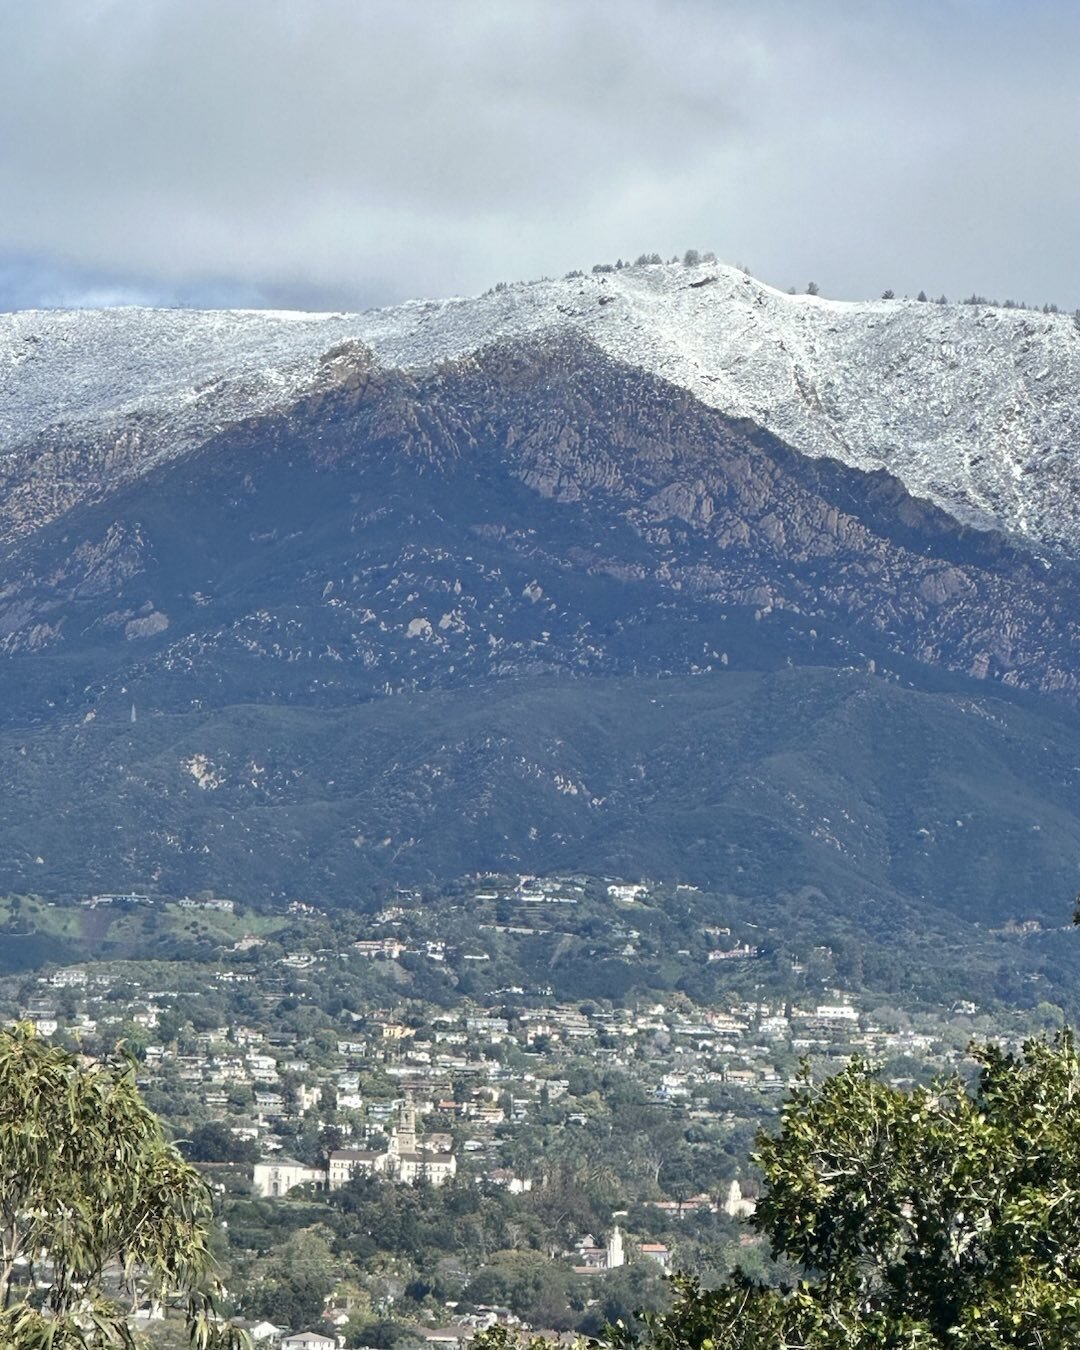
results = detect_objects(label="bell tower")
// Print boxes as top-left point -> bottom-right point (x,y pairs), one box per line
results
393,1098 -> 418,1155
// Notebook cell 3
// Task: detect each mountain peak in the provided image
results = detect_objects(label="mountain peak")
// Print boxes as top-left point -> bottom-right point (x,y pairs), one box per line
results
5,260 -> 1080,553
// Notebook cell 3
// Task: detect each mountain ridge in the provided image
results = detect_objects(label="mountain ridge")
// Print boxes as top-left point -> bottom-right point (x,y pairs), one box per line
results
2,334 -> 1078,710
5,261 -> 1080,554
0,334 -> 1075,914
0,274 -> 1079,921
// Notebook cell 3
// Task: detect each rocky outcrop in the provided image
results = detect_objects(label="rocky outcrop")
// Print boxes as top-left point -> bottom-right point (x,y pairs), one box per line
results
0,334 -> 1077,709
0,331 -> 1076,908
7,265 -> 1080,553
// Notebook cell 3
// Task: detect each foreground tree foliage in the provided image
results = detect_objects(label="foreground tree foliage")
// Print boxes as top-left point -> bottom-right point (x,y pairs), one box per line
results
0,1023 -> 244,1348
599,1032 -> 1080,1349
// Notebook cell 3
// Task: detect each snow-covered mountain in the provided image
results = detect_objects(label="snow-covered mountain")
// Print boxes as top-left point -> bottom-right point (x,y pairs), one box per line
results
2,269 -> 1080,908
4,261 -> 1080,552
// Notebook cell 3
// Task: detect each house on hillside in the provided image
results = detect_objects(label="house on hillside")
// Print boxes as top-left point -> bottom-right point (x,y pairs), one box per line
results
280,1332 -> 337,1350
327,1147 -> 389,1187
485,1168 -> 533,1192
421,1328 -> 475,1349
243,1322 -> 285,1344
573,1227 -> 625,1273
251,1157 -> 325,1198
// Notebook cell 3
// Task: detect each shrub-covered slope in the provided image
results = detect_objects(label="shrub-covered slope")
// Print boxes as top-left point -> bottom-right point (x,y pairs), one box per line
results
0,338 -> 1075,914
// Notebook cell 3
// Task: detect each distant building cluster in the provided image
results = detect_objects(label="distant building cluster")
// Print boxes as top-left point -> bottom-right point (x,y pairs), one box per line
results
253,1101 -> 457,1196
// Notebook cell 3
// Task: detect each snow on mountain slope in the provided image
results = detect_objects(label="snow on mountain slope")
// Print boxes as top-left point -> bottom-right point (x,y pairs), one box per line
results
4,263 -> 1080,553
0,306 -> 366,452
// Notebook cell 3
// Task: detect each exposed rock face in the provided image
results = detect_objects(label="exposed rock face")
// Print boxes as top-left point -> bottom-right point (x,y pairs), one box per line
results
0,335 -> 1078,706
0,324 -> 1078,909
125,611 -> 169,640
5,265 -> 1080,553
258,334 -> 1080,704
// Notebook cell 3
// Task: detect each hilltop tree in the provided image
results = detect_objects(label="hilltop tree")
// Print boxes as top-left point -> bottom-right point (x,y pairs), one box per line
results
602,1031 -> 1080,1349
0,1022 -> 243,1347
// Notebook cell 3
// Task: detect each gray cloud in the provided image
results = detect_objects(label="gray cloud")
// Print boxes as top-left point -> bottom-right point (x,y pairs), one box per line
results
2,0 -> 1079,311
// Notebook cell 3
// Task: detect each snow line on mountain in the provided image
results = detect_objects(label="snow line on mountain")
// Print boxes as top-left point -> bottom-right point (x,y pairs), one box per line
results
4,262 -> 1080,552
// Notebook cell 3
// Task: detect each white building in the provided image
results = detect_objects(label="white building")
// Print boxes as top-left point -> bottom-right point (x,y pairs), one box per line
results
607,883 -> 647,902
247,1323 -> 285,1344
394,1148 -> 457,1186
638,1242 -> 672,1269
280,1333 -> 336,1350
48,968 -> 87,987
327,1148 -> 389,1188
328,1102 -> 457,1189
252,1157 -> 325,1198
723,1179 -> 756,1219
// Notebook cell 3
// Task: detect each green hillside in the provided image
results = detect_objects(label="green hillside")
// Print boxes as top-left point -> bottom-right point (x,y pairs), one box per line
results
1,669 -> 1076,925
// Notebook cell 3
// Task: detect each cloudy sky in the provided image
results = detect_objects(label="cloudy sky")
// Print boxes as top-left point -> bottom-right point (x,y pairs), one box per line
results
2,0 -> 1078,312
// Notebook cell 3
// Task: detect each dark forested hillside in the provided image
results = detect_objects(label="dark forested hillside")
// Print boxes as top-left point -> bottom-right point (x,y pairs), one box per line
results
0,334 -> 1077,914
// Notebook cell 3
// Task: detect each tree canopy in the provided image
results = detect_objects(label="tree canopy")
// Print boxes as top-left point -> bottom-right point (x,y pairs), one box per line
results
604,1032 -> 1080,1349
0,1022 -> 243,1347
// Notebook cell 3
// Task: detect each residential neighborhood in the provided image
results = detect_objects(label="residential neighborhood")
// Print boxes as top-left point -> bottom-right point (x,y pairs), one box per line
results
0,872 -> 1066,1347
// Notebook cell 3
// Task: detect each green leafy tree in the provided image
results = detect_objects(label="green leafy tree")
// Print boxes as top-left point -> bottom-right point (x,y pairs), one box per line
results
606,1032 -> 1080,1348
244,1227 -> 338,1330
181,1121 -> 259,1165
0,1023 -> 244,1347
